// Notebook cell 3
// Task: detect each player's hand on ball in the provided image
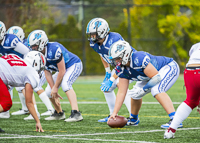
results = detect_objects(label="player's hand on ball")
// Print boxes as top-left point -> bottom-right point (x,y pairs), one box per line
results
107,115 -> 128,128
36,122 -> 44,132
107,113 -> 117,123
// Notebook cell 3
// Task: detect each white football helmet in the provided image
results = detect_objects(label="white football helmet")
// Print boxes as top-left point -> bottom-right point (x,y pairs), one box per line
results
86,18 -> 110,43
24,51 -> 46,73
7,26 -> 25,42
27,30 -> 48,51
108,40 -> 133,66
0,21 -> 6,40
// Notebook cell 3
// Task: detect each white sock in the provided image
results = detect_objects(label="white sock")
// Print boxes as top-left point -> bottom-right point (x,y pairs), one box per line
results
124,94 -> 131,115
18,92 -> 28,111
39,92 -> 54,111
170,102 -> 192,130
5,110 -> 9,113
103,91 -> 116,115
34,104 -> 39,113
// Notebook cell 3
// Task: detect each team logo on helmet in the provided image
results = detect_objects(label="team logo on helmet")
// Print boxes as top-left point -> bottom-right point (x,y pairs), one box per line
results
12,29 -> 19,34
115,45 -> 124,53
94,21 -> 102,29
33,33 -> 41,41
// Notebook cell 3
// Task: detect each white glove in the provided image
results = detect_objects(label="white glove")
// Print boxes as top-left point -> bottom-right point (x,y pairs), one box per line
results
127,86 -> 150,100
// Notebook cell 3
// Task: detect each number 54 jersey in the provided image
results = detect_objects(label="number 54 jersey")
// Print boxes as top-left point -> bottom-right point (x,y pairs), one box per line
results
0,54 -> 40,89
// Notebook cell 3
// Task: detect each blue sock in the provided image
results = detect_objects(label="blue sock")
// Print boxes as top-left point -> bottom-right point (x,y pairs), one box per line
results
168,112 -> 175,119
130,113 -> 138,121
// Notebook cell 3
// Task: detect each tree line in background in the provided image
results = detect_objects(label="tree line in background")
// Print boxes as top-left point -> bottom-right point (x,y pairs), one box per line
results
1,0 -> 200,75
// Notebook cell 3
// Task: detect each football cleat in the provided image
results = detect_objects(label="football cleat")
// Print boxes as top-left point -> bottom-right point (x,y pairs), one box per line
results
164,127 -> 175,139
98,115 -> 110,122
0,128 -> 5,133
45,110 -> 65,120
11,109 -> 29,115
126,117 -> 140,126
0,111 -> 10,119
24,112 -> 40,120
161,119 -> 183,129
64,110 -> 83,122
41,109 -> 54,116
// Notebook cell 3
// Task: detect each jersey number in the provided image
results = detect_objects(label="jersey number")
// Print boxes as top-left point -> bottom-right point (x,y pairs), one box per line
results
1,55 -> 27,67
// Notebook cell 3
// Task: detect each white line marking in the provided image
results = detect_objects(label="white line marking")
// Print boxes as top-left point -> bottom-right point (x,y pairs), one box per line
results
12,101 -> 182,104
0,136 -> 157,143
50,127 -> 200,136
1,127 -> 200,142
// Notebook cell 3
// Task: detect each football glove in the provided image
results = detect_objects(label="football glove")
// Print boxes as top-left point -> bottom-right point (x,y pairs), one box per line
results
127,86 -> 150,100
102,72 -> 111,83
100,79 -> 113,92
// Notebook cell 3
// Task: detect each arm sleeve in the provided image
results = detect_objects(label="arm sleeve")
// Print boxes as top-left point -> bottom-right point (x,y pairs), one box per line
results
142,73 -> 161,91
14,42 -> 30,56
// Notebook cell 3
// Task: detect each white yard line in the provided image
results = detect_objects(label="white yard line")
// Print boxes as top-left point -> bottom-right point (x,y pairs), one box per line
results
0,136 -> 157,143
12,101 -> 182,104
1,127 -> 200,142
50,127 -> 200,136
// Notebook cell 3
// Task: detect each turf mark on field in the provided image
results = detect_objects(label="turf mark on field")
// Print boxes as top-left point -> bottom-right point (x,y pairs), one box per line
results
1,127 -> 200,142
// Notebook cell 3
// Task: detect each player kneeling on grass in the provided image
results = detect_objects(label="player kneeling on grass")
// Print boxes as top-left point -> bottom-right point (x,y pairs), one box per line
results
0,51 -> 46,132
107,40 -> 183,129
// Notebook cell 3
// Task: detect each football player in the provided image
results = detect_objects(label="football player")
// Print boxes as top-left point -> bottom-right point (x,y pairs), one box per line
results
19,28 -> 55,117
0,22 -> 54,119
0,51 -> 46,132
86,18 -> 135,123
27,30 -> 83,122
107,40 -> 183,129
0,22 -> 30,118
164,42 -> 200,139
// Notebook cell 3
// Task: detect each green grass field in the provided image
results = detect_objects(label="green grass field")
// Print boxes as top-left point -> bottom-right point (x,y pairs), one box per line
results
1,75 -> 200,143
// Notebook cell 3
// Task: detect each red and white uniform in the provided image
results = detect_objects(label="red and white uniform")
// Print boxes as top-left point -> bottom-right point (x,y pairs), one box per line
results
184,43 -> 200,109
0,54 -> 39,111
168,42 -> 200,131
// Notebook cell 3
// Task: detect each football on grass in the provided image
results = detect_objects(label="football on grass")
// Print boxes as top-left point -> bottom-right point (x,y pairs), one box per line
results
107,115 -> 128,128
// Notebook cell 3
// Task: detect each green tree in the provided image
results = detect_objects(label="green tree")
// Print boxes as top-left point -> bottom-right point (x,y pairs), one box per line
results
0,0 -> 58,38
21,0 -> 59,38
49,15 -> 82,62
121,0 -> 200,69
157,0 -> 200,67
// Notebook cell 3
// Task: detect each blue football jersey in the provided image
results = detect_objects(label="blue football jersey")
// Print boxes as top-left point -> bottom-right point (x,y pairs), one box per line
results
23,38 -> 28,47
23,38 -> 32,51
89,32 -> 136,64
0,34 -> 30,58
117,51 -> 173,81
45,42 -> 81,71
